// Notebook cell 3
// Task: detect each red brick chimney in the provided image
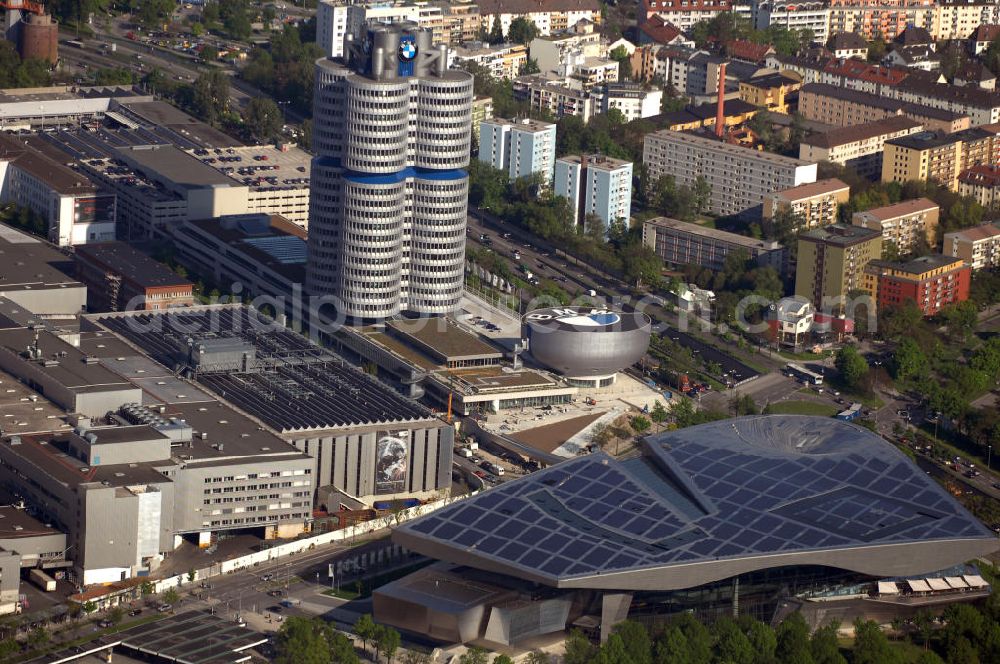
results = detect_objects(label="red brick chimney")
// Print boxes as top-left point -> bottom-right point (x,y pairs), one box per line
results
715,62 -> 727,139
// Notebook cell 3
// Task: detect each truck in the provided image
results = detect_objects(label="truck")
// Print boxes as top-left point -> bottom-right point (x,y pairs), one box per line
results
30,569 -> 56,592
456,447 -> 473,458
835,403 -> 863,421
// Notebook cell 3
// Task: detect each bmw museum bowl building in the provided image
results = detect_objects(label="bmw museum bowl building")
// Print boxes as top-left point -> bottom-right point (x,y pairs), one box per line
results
524,307 -> 652,387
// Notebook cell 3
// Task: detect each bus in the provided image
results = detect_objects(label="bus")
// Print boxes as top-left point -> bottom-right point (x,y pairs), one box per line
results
65,40 -> 85,49
786,362 -> 823,385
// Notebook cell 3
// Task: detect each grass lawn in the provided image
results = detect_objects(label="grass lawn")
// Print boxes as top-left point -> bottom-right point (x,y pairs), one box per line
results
766,401 -> 839,417
322,587 -> 361,601
777,349 -> 833,361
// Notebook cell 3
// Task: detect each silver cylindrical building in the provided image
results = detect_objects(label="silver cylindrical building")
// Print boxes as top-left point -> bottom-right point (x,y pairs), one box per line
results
307,23 -> 473,320
524,307 -> 652,388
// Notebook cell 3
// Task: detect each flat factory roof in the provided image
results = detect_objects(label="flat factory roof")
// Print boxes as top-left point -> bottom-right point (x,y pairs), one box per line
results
386,318 -> 502,363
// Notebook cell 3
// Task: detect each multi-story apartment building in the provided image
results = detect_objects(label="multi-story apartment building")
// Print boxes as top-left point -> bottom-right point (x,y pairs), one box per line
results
852,198 -> 940,256
798,116 -> 924,179
642,130 -> 818,217
307,23 -> 473,319
937,2 -> 1000,42
554,154 -> 633,229
797,83 -> 971,133
863,254 -> 971,316
882,131 -> 964,189
754,1 -> 831,44
471,95 -> 493,149
479,118 -> 557,182
795,224 -> 883,314
640,0 -> 732,31
0,134 -> 116,246
762,179 -> 851,230
958,164 -> 1000,208
512,75 -> 594,121
827,0 -> 939,42
642,217 -> 786,272
738,71 -> 802,114
73,242 -> 194,312
478,0 -> 601,38
970,25 -> 1000,55
944,222 -> 1000,270
602,83 -> 663,121
529,31 -> 607,74
451,42 -> 527,80
882,126 -> 1000,190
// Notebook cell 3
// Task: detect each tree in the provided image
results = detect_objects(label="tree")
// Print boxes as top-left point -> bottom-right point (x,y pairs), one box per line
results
852,619 -> 901,664
244,97 -> 283,143
713,618 -> 755,664
520,57 -> 540,75
0,639 -> 17,660
891,337 -> 929,382
564,628 -> 596,664
82,600 -> 97,615
200,45 -> 219,63
375,624 -> 401,663
621,242 -> 663,289
524,652 -> 552,664
610,44 -> 632,80
493,656 -> 515,664
459,646 -> 489,664
692,176 -> 712,215
163,588 -> 180,605
108,605 -> 125,626
187,568 -> 196,583
650,401 -> 668,430
835,346 -> 869,391
594,633 -> 634,664
488,17 -> 504,44
26,626 -> 48,650
810,624 -> 846,664
276,617 -> 333,664
729,393 -> 757,416
219,0 -> 252,39
354,614 -> 377,653
940,300 -> 978,341
775,612 -> 814,664
614,620 -> 652,664
630,415 -> 651,437
508,17 -> 539,45
137,0 -> 174,29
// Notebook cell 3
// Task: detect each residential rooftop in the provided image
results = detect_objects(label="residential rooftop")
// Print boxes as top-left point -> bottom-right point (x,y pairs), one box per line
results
484,117 -> 556,133
854,198 -> 938,222
645,217 -> 783,251
959,165 -> 1000,188
648,129 -> 813,167
799,224 -> 882,246
555,154 -> 632,170
944,222 -> 1000,242
771,178 -> 850,201
870,254 -> 966,277
801,116 -> 922,149
885,130 -> 963,151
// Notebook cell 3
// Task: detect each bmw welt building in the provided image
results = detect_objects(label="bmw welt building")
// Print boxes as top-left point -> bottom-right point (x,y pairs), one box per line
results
378,416 -> 998,644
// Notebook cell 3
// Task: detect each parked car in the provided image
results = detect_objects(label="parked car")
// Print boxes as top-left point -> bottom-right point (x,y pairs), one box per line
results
99,619 -> 113,628
128,608 -> 143,617
157,604 -> 171,613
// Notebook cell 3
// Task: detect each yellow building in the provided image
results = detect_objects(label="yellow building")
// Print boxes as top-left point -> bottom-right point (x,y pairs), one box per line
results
738,72 -> 802,114
795,224 -> 882,314
763,179 -> 851,231
882,131 -> 963,190
882,127 -> 1000,191
852,198 -> 940,256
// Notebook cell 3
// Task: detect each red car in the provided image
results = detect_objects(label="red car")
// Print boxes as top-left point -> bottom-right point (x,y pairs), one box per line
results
473,470 -> 486,479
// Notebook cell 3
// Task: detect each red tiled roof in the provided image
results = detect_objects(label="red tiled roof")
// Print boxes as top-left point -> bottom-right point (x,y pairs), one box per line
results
959,165 -> 1000,188
640,14 -> 682,44
973,25 -> 1000,42
724,39 -> 774,64
823,59 -> 910,86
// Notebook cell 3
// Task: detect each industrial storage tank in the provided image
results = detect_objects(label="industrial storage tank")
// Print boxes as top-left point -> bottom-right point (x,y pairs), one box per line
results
20,12 -> 58,64
524,306 -> 651,387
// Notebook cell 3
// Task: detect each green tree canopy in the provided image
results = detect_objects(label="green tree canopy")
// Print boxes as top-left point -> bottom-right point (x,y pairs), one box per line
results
243,97 -> 283,143
508,17 -> 539,45
835,346 -> 869,391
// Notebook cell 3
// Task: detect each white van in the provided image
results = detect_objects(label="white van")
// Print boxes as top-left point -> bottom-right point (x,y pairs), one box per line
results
456,447 -> 473,458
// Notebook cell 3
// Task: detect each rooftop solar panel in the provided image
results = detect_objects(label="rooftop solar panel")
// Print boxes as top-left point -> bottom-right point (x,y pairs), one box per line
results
396,416 -> 997,585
